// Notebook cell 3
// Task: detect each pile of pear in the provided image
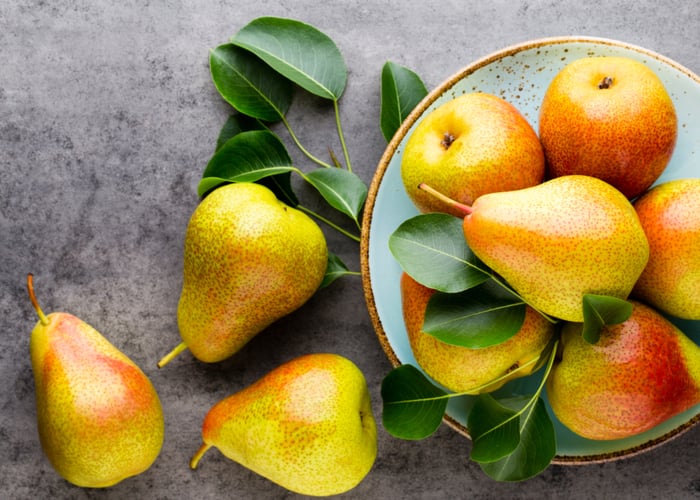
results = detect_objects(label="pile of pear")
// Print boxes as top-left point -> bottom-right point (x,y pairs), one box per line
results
399,56 -> 700,442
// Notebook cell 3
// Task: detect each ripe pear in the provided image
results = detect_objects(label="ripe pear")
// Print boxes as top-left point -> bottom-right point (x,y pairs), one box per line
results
424,175 -> 649,322
159,182 -> 328,366
401,92 -> 544,217
189,353 -> 377,496
401,273 -> 555,393
632,178 -> 700,320
27,274 -> 164,488
547,300 -> 700,440
539,56 -> 677,200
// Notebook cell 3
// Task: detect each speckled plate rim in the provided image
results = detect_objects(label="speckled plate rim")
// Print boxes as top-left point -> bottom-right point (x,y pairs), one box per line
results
360,35 -> 700,465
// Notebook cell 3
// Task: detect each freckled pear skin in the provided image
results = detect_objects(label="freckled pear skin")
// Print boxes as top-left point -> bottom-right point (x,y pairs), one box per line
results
164,182 -> 328,365
539,56 -> 677,200
462,175 -> 649,322
632,178 -> 700,320
189,353 -> 378,496
401,92 -> 544,217
28,278 -> 164,488
546,301 -> 700,440
400,273 -> 555,393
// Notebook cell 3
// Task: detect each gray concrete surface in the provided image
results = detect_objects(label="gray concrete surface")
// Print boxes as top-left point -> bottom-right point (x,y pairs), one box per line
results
2,1 -> 699,498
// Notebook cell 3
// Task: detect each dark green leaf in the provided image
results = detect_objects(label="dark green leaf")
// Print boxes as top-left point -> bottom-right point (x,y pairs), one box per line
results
380,61 -> 428,142
478,397 -> 556,481
388,213 -> 490,293
582,294 -> 633,344
320,252 -> 351,289
423,281 -> 526,348
232,17 -> 347,100
257,174 -> 298,208
209,44 -> 293,121
468,394 -> 520,463
304,168 -> 368,223
381,364 -> 448,440
198,130 -> 295,197
215,114 -> 268,151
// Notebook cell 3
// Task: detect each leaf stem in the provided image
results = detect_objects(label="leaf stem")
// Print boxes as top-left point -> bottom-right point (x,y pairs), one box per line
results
297,204 -> 361,242
333,99 -> 352,173
280,116 -> 334,169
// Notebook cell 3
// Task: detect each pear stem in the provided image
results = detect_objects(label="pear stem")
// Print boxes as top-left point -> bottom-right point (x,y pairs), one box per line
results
157,342 -> 189,368
418,183 -> 473,216
189,443 -> 211,470
27,274 -> 49,326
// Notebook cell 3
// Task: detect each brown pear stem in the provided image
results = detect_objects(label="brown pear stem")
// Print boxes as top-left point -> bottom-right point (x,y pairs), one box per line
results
157,342 -> 189,368
27,274 -> 49,326
418,183 -> 473,216
190,443 -> 211,470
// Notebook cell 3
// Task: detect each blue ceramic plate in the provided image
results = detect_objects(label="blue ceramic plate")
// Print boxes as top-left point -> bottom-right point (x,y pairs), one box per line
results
361,36 -> 700,464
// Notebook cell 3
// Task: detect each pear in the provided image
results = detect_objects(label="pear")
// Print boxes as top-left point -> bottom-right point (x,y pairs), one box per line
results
401,273 -> 555,393
158,182 -> 328,366
547,300 -> 700,440
27,274 -> 164,488
422,175 -> 649,322
632,178 -> 700,320
189,353 -> 377,496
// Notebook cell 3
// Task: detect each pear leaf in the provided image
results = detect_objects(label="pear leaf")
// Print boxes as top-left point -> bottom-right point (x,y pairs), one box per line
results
232,17 -> 347,101
215,114 -> 268,152
380,61 -> 428,142
320,252 -> 351,289
423,282 -> 526,348
388,213 -> 490,293
209,43 -> 293,121
198,130 -> 295,198
468,394 -> 521,463
582,294 -> 633,344
304,168 -> 368,223
478,397 -> 557,481
381,364 -> 448,440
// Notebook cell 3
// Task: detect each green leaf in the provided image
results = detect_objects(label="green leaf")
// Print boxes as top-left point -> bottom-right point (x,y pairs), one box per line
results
215,114 -> 268,151
209,43 -> 293,121
320,252 -> 351,288
304,168 -> 367,224
423,281 -> 526,348
478,397 -> 557,481
381,364 -> 448,440
388,213 -> 490,293
468,394 -> 521,463
380,61 -> 428,142
582,294 -> 634,344
232,17 -> 347,100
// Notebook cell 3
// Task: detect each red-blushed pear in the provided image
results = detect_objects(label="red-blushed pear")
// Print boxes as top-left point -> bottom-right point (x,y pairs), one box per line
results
27,274 -> 164,488
401,92 -> 544,217
546,300 -> 700,440
189,353 -> 377,497
539,56 -> 677,200
400,273 -> 555,394
419,175 -> 649,322
632,178 -> 700,320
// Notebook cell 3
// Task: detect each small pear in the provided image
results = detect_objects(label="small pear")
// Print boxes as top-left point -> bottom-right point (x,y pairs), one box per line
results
632,178 -> 700,320
422,175 -> 649,322
547,300 -> 700,440
27,274 -> 164,488
189,353 -> 377,496
401,273 -> 555,393
159,182 -> 328,366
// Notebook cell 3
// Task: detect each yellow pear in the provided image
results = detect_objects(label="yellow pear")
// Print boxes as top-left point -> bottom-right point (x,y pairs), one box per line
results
27,274 -> 164,488
401,92 -> 544,217
158,182 -> 328,366
632,178 -> 700,319
189,353 -> 377,496
400,273 -> 555,393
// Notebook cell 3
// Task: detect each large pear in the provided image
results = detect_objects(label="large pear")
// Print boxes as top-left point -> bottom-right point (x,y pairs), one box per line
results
189,353 -> 377,496
159,182 -> 328,366
27,275 -> 164,488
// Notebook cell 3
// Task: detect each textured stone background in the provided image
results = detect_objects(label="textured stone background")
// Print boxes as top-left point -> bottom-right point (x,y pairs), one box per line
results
1,1 -> 699,498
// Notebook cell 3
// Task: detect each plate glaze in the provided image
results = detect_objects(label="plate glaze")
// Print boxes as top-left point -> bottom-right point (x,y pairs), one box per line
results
360,36 -> 700,464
